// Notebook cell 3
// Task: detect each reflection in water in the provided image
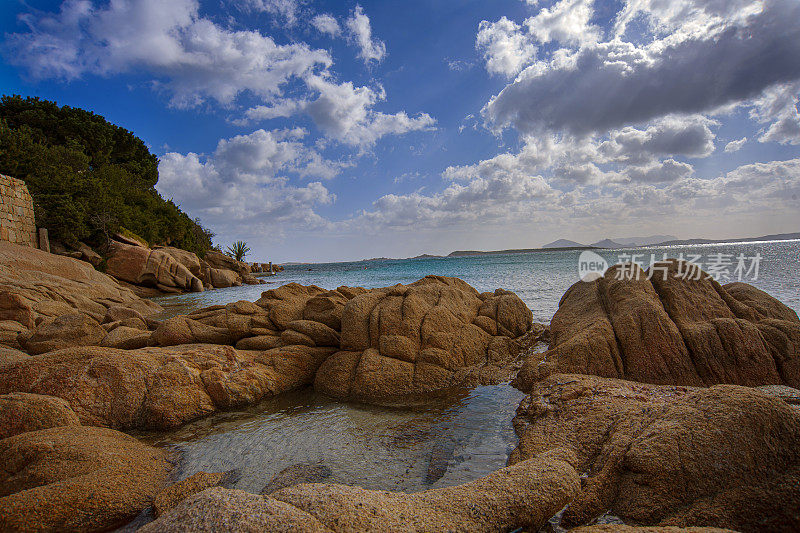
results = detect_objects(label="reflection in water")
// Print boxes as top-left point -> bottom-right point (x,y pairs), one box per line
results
135,383 -> 525,494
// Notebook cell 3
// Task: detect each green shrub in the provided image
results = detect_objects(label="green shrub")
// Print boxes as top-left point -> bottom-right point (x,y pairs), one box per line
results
0,95 -> 214,255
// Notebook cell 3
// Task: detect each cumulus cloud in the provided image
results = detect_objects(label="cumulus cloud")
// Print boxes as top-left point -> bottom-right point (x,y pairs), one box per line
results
311,13 -> 341,37
157,128 -> 341,232
345,4 -> 386,64
724,137 -> 748,152
356,173 -> 555,229
301,76 -> 436,147
5,0 -> 435,150
476,17 -> 536,77
4,0 -> 331,108
524,0 -> 600,46
750,82 -> 800,145
484,0 -> 800,136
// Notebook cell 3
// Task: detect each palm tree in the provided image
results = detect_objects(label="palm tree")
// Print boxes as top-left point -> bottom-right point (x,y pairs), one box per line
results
226,241 -> 250,261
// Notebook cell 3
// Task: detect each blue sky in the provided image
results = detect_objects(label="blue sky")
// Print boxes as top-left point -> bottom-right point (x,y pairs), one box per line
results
1,0 -> 799,262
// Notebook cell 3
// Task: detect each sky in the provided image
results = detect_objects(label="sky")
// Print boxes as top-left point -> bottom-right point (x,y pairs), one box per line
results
1,0 -> 799,263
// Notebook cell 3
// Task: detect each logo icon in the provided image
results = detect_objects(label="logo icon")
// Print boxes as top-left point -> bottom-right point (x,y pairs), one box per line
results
578,250 -> 608,282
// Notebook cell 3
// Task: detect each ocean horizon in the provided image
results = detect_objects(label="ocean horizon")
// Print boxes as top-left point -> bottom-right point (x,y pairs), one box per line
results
155,239 -> 800,321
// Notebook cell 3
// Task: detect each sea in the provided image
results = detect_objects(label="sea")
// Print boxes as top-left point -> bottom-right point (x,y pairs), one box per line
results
154,239 -> 800,321
137,239 -> 800,503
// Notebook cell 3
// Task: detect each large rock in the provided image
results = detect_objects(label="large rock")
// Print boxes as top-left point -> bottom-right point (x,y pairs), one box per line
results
209,267 -> 239,288
0,240 -> 160,340
21,313 -> 107,354
517,260 -> 800,390
149,287 -> 364,348
0,425 -> 171,532
314,276 -> 532,405
0,343 -> 336,430
106,240 -> 204,293
204,249 -> 251,277
0,392 -> 80,439
510,373 -> 800,531
142,448 -> 579,533
155,246 -> 202,277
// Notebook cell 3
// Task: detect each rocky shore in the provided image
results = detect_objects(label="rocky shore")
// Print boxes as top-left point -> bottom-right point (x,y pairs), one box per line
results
1,239 -> 798,532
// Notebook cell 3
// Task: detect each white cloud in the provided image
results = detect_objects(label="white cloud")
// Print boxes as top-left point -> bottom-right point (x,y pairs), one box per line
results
302,76 -> 435,147
524,0 -> 600,46
345,4 -> 386,64
484,0 -> 800,136
724,137 -> 748,152
6,0 -> 436,150
311,14 -> 341,37
597,115 -> 718,164
476,17 -> 536,77
5,0 -> 331,108
356,173 -> 555,229
240,0 -> 300,26
157,128 -> 341,233
750,82 -> 800,145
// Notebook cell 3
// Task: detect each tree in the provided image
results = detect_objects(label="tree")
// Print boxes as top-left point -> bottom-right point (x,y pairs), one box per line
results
226,241 -> 251,261
0,95 -> 213,255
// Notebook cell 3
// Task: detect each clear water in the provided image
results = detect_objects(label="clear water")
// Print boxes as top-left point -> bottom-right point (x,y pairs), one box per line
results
154,240 -> 800,321
135,383 -> 526,494
142,240 -> 800,497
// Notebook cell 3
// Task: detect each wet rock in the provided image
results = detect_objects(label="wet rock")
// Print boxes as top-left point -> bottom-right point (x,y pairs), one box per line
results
0,344 -> 335,430
510,373 -> 800,532
314,276 -> 532,405
0,392 -> 80,439
0,426 -> 171,532
516,260 -> 800,390
21,313 -> 107,355
261,462 -> 333,494
145,449 -> 579,533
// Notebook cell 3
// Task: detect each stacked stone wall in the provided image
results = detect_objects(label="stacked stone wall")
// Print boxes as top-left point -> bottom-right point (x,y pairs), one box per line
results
0,174 -> 37,247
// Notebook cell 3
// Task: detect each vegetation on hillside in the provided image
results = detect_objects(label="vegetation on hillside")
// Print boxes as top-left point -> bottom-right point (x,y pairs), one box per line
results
0,95 -> 213,255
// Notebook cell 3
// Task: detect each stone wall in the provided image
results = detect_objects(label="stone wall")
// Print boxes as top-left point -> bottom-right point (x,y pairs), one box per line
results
0,174 -> 37,248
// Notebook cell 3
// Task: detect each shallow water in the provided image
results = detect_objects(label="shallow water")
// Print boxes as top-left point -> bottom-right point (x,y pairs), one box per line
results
139,239 -> 800,502
135,383 -> 526,494
153,240 -> 800,321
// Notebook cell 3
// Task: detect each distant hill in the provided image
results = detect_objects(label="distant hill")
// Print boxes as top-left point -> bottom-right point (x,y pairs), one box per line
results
542,239 -> 586,248
656,232 -> 800,246
590,239 -> 626,248
613,235 -> 677,246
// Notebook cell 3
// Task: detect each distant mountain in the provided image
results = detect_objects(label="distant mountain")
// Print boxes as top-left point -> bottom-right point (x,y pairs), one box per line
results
542,239 -> 586,248
409,254 -> 443,259
613,235 -> 677,246
656,232 -> 800,246
590,239 -> 626,248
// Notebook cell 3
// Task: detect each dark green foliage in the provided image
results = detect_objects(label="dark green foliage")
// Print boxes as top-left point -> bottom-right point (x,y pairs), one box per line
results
0,95 -> 213,255
226,240 -> 251,261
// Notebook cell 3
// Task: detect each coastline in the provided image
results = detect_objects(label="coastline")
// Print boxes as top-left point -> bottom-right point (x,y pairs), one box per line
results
1,240 -> 799,532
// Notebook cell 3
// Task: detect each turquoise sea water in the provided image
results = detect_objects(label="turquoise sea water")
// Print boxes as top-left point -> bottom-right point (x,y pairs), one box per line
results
140,240 -> 800,504
154,239 -> 800,320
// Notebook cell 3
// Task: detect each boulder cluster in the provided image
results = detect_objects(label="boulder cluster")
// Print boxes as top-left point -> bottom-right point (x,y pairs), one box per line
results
105,241 -> 266,296
1,244 -> 799,532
